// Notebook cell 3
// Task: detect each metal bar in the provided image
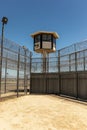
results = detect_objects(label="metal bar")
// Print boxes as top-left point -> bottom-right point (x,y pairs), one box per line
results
17,48 -> 20,97
69,54 -> 71,71
83,50 -> 85,71
0,23 -> 4,97
43,50 -> 47,73
58,50 -> 60,72
29,52 -> 32,94
4,54 -> 8,93
24,49 -> 27,94
46,53 -> 49,72
74,44 -> 77,72
30,52 -> 32,74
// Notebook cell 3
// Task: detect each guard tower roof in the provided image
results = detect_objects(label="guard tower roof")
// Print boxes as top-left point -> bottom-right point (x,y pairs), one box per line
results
31,31 -> 59,39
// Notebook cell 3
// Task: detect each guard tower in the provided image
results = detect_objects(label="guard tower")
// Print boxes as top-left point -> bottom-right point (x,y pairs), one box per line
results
31,31 -> 59,72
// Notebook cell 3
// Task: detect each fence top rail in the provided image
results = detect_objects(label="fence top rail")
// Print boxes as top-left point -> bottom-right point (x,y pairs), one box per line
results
58,39 -> 87,55
0,36 -> 32,56
32,39 -> 87,58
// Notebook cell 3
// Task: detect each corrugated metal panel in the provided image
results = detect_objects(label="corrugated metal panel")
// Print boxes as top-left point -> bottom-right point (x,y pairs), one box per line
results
78,72 -> 87,100
30,72 -> 87,101
61,73 -> 77,97
30,73 -> 46,94
46,73 -> 59,94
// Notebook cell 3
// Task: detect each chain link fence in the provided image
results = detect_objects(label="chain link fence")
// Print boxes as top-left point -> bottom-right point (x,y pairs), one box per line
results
31,40 -> 87,100
31,40 -> 87,73
0,36 -> 32,98
1,36 -> 87,99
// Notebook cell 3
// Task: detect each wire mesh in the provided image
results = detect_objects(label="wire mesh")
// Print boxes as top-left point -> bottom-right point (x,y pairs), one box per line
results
31,40 -> 87,73
1,35 -> 87,97
0,36 -> 31,97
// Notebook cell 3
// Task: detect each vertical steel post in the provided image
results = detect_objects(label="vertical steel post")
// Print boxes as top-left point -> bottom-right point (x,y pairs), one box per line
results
0,17 -> 8,97
58,50 -> 60,72
58,50 -> 61,95
0,22 -> 4,97
43,50 -> 47,73
69,54 -> 71,72
17,48 -> 20,97
74,44 -> 78,98
30,52 -> 32,74
75,52 -> 77,71
83,50 -> 85,71
5,54 -> 8,93
74,44 -> 77,72
29,52 -> 32,94
24,49 -> 27,94
46,53 -> 49,73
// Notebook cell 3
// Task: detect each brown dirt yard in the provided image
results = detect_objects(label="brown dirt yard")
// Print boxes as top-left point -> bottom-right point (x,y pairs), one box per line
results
0,95 -> 87,130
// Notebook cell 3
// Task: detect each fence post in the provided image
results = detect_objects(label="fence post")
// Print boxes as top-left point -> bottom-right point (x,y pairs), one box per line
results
0,23 -> 4,97
29,52 -> 32,94
0,50 -> 2,96
4,54 -> 8,93
17,48 -> 20,97
24,49 -> 27,94
83,50 -> 85,71
74,44 -> 78,98
74,44 -> 77,72
58,50 -> 61,95
46,53 -> 49,73
69,54 -> 71,71
58,50 -> 60,72
30,52 -> 32,74
43,51 -> 47,73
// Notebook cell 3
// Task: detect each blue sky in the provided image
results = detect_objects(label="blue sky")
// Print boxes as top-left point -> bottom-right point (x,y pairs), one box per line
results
0,0 -> 87,51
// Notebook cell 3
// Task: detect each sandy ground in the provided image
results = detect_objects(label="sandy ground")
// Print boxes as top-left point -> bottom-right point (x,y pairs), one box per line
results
0,95 -> 87,130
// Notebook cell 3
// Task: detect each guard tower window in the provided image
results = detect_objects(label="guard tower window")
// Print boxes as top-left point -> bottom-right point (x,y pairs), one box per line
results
35,35 -> 40,43
53,37 -> 56,43
42,34 -> 51,42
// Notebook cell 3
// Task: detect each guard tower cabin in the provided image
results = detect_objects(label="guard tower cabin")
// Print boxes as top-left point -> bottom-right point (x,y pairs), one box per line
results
31,31 -> 59,54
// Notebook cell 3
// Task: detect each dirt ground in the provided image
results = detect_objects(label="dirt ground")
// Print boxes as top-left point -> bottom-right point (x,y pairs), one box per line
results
0,95 -> 87,130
